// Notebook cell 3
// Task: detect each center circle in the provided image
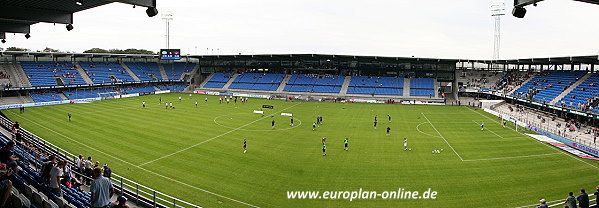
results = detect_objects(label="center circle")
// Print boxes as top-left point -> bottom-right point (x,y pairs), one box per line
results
213,113 -> 302,131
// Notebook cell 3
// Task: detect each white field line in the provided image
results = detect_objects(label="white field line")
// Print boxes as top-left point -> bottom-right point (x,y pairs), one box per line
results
7,110 -> 261,208
462,153 -> 561,162
471,120 -> 525,140
420,113 -> 464,161
465,106 -> 599,169
415,122 -> 442,138
139,102 -> 302,166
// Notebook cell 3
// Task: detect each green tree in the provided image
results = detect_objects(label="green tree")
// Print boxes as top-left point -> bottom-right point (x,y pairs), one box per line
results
5,47 -> 29,51
83,48 -> 110,53
42,47 -> 60,53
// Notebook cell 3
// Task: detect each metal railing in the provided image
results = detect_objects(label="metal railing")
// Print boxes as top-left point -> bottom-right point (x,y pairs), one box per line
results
0,113 -> 202,208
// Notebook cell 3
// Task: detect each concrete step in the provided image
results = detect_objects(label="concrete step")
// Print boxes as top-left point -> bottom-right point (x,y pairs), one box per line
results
199,73 -> 215,88
158,63 -> 168,80
276,74 -> 292,92
9,63 -> 32,87
58,92 -> 68,100
120,62 -> 141,81
509,74 -> 534,95
74,62 -> 94,84
550,72 -> 592,104
222,74 -> 239,89
338,76 -> 352,96
403,78 -> 410,96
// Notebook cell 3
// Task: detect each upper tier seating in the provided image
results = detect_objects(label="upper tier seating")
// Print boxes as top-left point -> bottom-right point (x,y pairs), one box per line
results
125,62 -> 162,81
229,73 -> 285,91
409,78 -> 434,96
204,73 -> 233,88
284,74 -> 344,93
558,73 -> 599,111
120,86 -> 156,94
157,84 -> 187,92
80,62 -> 133,84
21,62 -> 87,86
163,62 -> 196,80
30,92 -> 63,102
512,71 -> 587,103
347,76 -> 404,95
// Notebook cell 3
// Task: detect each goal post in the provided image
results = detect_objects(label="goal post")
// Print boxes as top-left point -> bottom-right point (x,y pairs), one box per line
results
98,92 -> 118,100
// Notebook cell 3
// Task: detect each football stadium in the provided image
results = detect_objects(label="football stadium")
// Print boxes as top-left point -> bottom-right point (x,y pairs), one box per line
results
0,0 -> 598,208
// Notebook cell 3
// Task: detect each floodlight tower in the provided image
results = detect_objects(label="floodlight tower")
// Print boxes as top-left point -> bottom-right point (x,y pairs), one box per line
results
161,11 -> 173,49
491,0 -> 505,63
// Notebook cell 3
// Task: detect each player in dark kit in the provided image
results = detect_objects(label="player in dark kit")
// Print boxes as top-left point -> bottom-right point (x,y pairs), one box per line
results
388,114 -> 391,122
312,122 -> 316,131
386,126 -> 390,136
68,113 -> 72,121
159,97 -> 162,104
271,120 -> 275,129
374,120 -> 378,129
243,139 -> 247,153
344,138 -> 348,151
322,144 -> 327,156
290,117 -> 294,126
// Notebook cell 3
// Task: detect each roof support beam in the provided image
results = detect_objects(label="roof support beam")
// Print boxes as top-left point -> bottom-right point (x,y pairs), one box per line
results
115,0 -> 157,8
0,22 -> 31,34
0,6 -> 73,24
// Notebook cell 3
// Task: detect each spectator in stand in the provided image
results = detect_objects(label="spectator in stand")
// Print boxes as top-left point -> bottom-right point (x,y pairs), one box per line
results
537,199 -> 549,208
565,192 -> 577,208
49,160 -> 66,196
11,121 -> 19,135
594,186 -> 598,207
41,155 -> 57,185
0,162 -> 13,208
577,189 -> 589,208
112,196 -> 129,208
102,164 -> 111,179
85,156 -> 93,184
0,141 -> 20,173
91,167 -> 114,208
75,154 -> 83,179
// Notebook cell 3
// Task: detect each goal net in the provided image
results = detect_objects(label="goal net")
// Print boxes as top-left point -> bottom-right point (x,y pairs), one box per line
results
98,92 -> 119,100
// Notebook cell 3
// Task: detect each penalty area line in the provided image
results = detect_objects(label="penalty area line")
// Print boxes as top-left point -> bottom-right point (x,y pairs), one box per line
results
421,113 -> 464,161
462,153 -> 561,162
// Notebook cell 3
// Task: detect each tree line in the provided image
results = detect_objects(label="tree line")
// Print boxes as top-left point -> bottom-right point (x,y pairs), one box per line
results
1,47 -> 155,54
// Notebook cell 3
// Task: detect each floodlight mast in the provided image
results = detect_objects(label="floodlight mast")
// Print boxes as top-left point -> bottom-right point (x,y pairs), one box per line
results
491,0 -> 506,67
161,11 -> 173,49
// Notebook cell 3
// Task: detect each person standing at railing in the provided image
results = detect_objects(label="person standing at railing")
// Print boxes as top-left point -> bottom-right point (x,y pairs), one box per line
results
565,192 -> 578,208
577,189 -> 590,208
536,199 -> 548,208
102,164 -> 111,179
594,186 -> 598,207
49,160 -> 65,197
91,167 -> 114,208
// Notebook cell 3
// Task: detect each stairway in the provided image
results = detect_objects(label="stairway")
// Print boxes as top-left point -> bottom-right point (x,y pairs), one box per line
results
508,74 -> 535,95
403,78 -> 410,96
276,74 -> 292,92
8,63 -> 32,87
550,72 -> 592,104
73,62 -> 94,84
158,63 -> 168,80
120,63 -> 141,82
199,73 -> 215,88
338,76 -> 352,95
433,79 -> 440,98
222,74 -> 239,89
58,92 -> 68,100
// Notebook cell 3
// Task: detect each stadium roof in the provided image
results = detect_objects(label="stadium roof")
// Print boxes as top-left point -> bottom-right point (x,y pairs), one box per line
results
0,0 -> 157,39
515,0 -> 599,7
189,54 -> 459,64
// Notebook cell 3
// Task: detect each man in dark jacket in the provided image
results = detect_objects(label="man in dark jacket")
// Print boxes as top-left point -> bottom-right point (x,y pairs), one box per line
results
577,188 -> 589,208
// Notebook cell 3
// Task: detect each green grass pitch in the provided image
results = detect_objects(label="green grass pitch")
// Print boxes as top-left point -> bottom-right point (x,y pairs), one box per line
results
2,93 -> 598,208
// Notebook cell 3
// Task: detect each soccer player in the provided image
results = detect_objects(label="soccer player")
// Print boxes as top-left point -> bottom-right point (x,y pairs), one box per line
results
169,102 -> 173,109
178,96 -> 182,102
386,126 -> 391,136
142,101 -> 145,108
388,114 -> 391,122
502,120 -> 506,128
374,120 -> 378,129
195,101 -> 198,107
226,99 -> 230,104
271,120 -> 275,129
322,143 -> 327,156
159,97 -> 162,104
312,122 -> 316,131
68,113 -> 72,122
243,139 -> 247,153
290,117 -> 294,126
403,138 -> 408,151
344,138 -> 348,151
234,97 -> 238,103
165,102 -> 168,109
374,115 -> 378,122
219,97 -> 222,104
205,97 -> 208,102
322,137 -> 326,144
481,122 -> 485,131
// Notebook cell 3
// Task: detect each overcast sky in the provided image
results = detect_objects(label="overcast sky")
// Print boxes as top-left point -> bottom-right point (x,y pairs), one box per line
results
2,0 -> 599,59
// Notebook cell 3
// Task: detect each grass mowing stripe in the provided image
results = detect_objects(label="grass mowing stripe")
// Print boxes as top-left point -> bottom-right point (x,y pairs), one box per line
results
6,107 -> 262,208
420,112 -> 464,161
462,153 -> 561,162
139,102 -> 302,166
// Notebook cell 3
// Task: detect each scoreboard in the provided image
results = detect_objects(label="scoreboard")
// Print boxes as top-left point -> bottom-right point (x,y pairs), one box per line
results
160,49 -> 181,60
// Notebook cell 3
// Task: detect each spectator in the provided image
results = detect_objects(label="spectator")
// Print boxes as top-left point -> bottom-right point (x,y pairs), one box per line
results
537,199 -> 549,208
112,196 -> 129,208
594,186 -> 598,207
565,192 -> 577,208
91,167 -> 114,208
577,189 -> 589,208
0,141 -> 20,173
41,155 -> 57,185
84,156 -> 93,184
0,162 -> 13,207
49,160 -> 66,197
102,164 -> 111,179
